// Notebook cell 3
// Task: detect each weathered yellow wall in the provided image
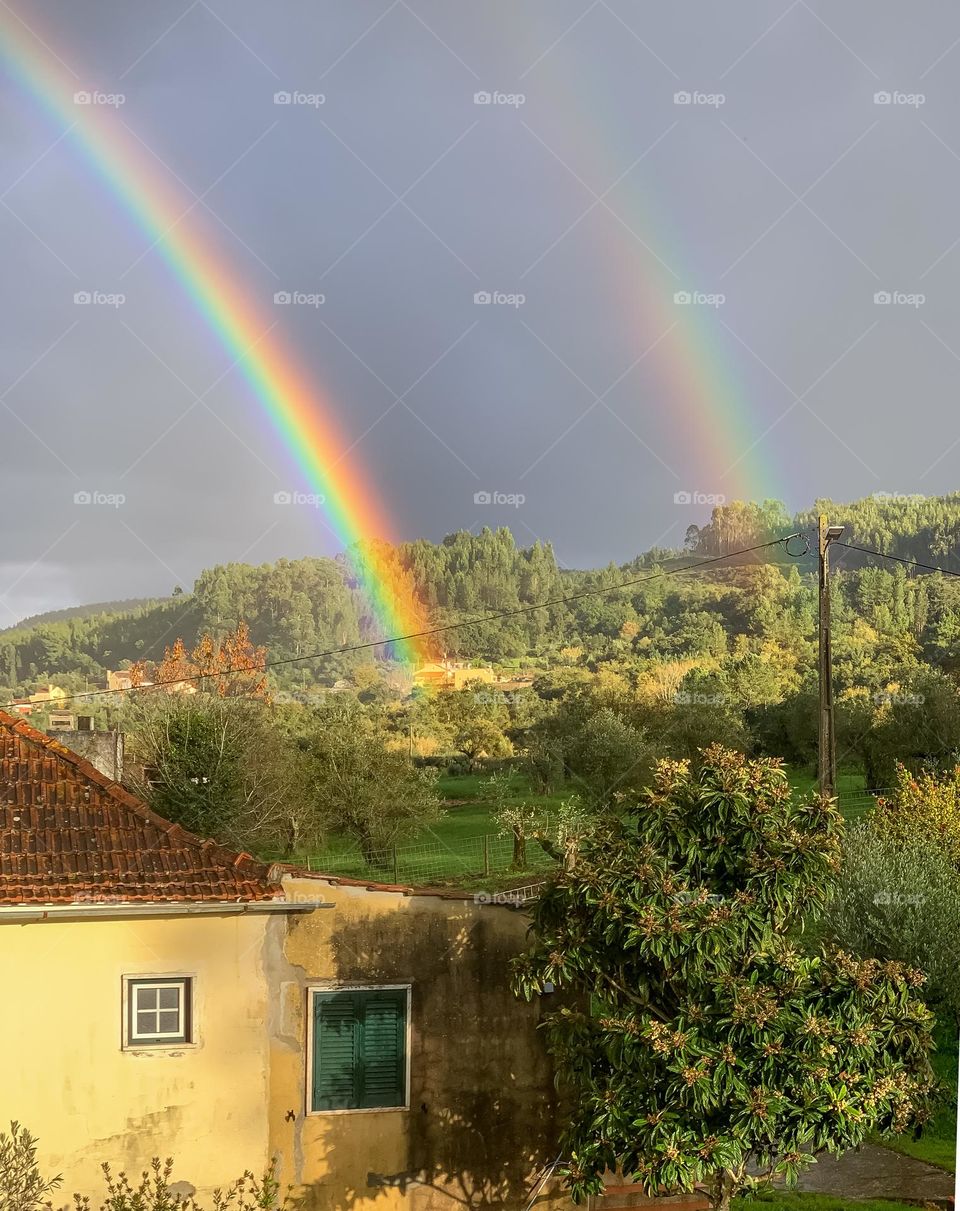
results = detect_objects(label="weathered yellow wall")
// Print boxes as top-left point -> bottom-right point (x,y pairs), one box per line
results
0,912 -> 276,1198
270,879 -> 565,1211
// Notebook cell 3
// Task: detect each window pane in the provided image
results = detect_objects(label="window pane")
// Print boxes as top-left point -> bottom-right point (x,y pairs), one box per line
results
136,988 -> 158,1011
158,987 -> 180,1010
136,1010 -> 157,1035
158,1010 -> 180,1033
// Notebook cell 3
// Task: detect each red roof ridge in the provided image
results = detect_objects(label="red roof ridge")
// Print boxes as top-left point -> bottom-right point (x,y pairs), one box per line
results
0,709 -> 281,903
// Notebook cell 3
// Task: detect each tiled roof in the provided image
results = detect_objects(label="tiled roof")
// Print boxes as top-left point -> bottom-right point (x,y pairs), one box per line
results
0,711 -> 282,905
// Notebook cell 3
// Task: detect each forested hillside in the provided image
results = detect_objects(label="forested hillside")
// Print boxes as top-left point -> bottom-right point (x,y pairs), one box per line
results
4,495 -> 960,711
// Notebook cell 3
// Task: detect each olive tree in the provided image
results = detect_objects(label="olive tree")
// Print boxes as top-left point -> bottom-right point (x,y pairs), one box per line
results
513,747 -> 936,1210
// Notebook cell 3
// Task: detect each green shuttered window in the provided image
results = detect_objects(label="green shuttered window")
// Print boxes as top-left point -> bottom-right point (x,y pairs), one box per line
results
311,988 -> 408,1112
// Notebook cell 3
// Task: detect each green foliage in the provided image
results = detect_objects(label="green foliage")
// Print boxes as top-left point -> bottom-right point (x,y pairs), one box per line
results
825,822 -> 960,1026
513,749 -> 936,1209
873,761 -> 960,866
0,1122 -> 61,1211
293,706 -> 443,863
124,695 -> 307,855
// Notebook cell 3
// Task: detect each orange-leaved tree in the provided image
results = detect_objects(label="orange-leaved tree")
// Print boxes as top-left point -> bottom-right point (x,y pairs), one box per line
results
131,623 -> 269,699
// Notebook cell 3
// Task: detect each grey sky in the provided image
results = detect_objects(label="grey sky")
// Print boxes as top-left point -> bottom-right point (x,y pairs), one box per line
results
1,0 -> 958,623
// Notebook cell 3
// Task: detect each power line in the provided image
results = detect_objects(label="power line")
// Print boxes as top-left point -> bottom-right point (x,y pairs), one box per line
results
834,540 -> 960,579
0,533 -> 801,713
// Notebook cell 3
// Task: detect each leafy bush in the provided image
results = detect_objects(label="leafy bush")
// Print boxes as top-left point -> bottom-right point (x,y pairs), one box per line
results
0,1123 -> 61,1211
825,821 -> 960,1026
874,762 -> 960,867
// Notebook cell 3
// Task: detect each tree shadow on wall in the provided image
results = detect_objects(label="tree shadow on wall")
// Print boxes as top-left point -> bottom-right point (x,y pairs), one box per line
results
292,905 -> 565,1211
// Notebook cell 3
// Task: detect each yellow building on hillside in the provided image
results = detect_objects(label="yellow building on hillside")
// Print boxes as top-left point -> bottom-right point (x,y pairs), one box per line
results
0,712 -> 563,1210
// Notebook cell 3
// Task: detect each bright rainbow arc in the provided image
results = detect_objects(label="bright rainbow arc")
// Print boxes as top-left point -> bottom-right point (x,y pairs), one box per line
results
0,14 -> 426,665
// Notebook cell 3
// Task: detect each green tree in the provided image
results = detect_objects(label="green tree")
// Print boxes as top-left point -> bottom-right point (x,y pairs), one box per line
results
296,708 -> 442,863
513,748 -> 936,1210
124,695 -> 306,854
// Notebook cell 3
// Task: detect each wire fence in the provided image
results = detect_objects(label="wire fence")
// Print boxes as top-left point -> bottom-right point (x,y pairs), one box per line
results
295,830 -> 557,885
277,787 -> 890,887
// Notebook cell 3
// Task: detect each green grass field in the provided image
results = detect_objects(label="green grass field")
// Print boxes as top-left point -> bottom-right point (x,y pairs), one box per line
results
734,1194 -> 931,1211
291,765 -> 881,883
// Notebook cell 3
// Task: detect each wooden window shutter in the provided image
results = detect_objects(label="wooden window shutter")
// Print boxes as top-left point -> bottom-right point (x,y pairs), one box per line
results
312,990 -> 407,1111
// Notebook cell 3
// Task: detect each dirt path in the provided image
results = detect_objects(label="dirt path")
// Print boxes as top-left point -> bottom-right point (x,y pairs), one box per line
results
796,1143 -> 954,1202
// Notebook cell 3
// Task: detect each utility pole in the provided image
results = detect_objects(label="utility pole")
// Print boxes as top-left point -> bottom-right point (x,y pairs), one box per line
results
818,515 -> 844,796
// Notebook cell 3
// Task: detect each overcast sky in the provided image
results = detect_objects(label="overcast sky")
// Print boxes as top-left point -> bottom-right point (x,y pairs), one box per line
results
1,0 -> 959,622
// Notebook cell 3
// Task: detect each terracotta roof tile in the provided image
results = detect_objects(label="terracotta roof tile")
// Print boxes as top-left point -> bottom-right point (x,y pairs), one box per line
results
0,711 -> 281,905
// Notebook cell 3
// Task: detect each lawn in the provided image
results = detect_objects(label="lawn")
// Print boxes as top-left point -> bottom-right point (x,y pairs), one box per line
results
734,1194 -> 929,1211
284,765 -> 880,884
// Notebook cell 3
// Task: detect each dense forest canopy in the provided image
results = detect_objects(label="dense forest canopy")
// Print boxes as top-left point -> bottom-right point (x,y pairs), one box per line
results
3,493 -> 960,712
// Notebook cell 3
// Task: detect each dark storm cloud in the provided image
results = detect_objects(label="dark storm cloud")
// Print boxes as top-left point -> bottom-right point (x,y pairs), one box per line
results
2,0 -> 960,618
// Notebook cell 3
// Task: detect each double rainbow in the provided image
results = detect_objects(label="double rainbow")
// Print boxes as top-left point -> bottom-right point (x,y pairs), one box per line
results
0,10 -> 425,663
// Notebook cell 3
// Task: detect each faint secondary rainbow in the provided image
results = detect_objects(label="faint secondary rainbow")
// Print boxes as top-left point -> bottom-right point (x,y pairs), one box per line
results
524,36 -> 782,512
0,12 -> 426,663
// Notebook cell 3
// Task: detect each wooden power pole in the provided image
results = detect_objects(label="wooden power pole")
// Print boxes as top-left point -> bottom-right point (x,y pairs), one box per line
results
817,515 -> 844,796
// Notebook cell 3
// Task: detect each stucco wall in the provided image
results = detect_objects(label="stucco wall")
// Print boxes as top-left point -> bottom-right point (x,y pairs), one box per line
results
271,879 -> 564,1211
0,912 -> 277,1198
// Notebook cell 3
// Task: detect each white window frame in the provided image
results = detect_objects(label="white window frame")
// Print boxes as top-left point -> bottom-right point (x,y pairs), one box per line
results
305,983 -> 412,1116
122,975 -> 195,1050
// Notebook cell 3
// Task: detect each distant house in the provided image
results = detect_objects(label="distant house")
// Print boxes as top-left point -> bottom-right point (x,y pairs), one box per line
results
0,711 -> 563,1209
9,684 -> 68,716
413,662 -> 497,691
105,670 -> 135,692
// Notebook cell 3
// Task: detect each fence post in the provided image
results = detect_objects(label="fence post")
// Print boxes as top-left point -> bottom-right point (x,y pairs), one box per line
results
482,834 -> 490,878
392,845 -> 399,884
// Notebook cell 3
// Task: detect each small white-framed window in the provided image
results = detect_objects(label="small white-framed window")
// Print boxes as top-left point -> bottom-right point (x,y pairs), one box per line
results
124,977 -> 192,1047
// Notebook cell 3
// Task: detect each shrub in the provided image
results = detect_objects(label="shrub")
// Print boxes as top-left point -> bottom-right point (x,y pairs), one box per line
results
825,821 -> 960,1026
0,1123 -> 61,1211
